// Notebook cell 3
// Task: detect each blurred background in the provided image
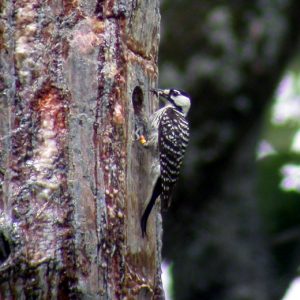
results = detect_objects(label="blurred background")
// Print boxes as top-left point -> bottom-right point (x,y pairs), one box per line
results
157,1 -> 300,300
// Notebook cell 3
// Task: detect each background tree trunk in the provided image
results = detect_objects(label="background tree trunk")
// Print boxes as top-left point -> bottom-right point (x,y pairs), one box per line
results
0,1 -> 161,299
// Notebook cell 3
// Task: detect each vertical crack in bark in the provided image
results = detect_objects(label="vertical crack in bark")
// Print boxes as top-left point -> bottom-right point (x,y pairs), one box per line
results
94,12 -> 128,297
94,18 -> 107,296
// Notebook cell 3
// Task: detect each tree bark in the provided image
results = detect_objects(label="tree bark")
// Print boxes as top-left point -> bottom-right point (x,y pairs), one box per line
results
0,1 -> 161,299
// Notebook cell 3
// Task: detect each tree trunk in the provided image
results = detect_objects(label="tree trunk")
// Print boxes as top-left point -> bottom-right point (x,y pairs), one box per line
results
0,1 -> 162,299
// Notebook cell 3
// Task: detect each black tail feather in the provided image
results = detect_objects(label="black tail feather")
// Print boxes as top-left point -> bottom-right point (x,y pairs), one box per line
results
141,177 -> 162,237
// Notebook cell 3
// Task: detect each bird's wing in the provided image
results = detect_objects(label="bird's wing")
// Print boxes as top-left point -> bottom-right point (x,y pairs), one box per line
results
158,108 -> 189,209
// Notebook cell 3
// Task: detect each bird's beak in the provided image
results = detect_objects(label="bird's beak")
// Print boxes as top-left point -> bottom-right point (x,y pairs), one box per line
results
150,89 -> 170,101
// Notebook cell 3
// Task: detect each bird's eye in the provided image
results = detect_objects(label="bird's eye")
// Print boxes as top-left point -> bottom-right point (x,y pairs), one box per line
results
173,90 -> 180,96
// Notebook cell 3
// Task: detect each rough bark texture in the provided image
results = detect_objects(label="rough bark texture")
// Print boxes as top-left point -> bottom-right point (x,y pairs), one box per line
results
0,1 -> 161,299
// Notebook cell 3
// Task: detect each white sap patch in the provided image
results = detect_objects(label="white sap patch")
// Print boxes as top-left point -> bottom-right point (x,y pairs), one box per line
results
30,111 -> 60,200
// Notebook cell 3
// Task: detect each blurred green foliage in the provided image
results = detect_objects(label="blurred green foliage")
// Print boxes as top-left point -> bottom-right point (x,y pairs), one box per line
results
258,73 -> 300,283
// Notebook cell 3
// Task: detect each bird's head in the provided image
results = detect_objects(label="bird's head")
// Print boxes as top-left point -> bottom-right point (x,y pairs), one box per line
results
151,88 -> 191,116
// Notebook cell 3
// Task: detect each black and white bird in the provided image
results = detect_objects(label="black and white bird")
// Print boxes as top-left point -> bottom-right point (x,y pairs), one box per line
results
140,88 -> 191,237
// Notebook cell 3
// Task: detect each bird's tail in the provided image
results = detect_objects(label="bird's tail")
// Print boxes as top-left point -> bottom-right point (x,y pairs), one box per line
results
141,177 -> 162,237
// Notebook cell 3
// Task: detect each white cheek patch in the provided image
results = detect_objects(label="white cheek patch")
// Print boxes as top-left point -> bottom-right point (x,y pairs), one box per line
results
172,95 -> 191,115
172,95 -> 189,107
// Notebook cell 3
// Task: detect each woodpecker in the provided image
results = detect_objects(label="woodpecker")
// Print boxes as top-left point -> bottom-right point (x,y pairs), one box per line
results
140,88 -> 191,237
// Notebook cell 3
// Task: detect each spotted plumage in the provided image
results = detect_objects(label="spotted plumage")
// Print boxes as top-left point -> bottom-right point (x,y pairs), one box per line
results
159,108 -> 189,209
140,88 -> 191,237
